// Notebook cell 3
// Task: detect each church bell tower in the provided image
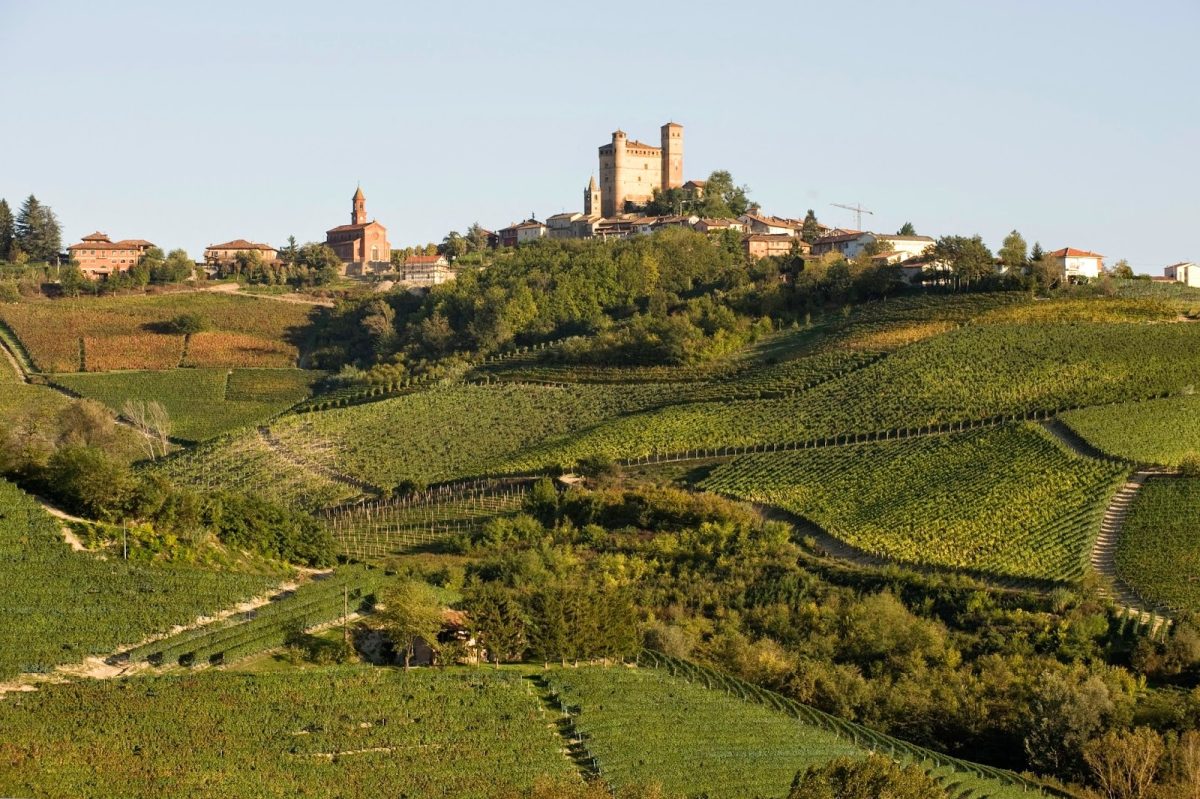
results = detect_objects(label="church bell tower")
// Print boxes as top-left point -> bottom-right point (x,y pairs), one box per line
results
352,186 -> 367,225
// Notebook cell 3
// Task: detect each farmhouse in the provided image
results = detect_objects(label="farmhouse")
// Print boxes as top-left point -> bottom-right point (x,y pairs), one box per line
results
67,232 -> 156,278
498,219 -> 548,248
1046,247 -> 1104,281
204,239 -> 278,269
1165,262 -> 1200,287
744,233 -> 805,260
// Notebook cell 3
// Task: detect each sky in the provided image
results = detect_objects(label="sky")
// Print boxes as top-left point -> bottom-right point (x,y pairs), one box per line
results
1,0 -> 1197,273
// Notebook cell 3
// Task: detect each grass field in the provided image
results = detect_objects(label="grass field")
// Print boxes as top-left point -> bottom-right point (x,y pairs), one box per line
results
1060,394 -> 1200,467
0,479 -> 276,680
0,668 -> 576,799
0,292 -> 317,372
1116,477 -> 1200,611
699,424 -> 1128,581
53,368 -> 320,442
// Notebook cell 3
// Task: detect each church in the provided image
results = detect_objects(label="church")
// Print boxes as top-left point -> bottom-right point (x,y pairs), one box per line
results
325,187 -> 391,274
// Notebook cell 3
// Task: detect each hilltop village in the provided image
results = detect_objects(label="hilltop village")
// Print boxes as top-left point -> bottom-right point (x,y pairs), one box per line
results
2,121 -> 1197,294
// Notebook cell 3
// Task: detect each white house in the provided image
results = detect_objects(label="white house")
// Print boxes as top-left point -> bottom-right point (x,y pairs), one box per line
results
1165,262 -> 1200,287
811,231 -> 934,262
1047,248 -> 1104,281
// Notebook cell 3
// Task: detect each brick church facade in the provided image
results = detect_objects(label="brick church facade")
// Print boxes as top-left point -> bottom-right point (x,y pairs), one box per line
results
325,187 -> 391,273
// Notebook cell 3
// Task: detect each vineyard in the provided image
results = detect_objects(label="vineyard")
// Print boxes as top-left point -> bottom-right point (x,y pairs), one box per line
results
0,292 -> 315,372
0,479 -> 276,680
262,382 -> 682,488
125,565 -> 389,667
325,485 -> 530,559
1060,394 -> 1200,467
149,431 -> 362,511
503,321 -> 1200,470
548,660 -> 1046,799
54,367 -> 320,442
699,424 -> 1128,581
976,296 -> 1186,324
0,668 -> 576,799
1116,477 -> 1200,611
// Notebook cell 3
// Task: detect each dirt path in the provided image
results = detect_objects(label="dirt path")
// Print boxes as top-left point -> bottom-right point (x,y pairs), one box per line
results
34,494 -> 91,552
1090,469 -> 1178,634
0,575 -> 314,696
257,426 -> 383,497
203,281 -> 335,307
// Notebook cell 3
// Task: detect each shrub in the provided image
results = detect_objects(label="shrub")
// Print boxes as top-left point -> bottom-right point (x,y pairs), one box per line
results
166,313 -> 207,335
1180,452 -> 1200,477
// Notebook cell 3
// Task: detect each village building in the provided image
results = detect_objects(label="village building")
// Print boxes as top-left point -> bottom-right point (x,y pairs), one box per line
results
546,212 -> 585,239
1046,247 -> 1104,281
739,213 -> 803,237
325,187 -> 391,274
694,218 -> 746,235
744,233 -> 805,260
596,122 -> 684,217
67,232 -> 155,278
401,253 -> 453,287
810,231 -> 934,262
204,239 -> 278,270
498,219 -> 548,248
810,230 -> 866,257
1165,261 -> 1200,287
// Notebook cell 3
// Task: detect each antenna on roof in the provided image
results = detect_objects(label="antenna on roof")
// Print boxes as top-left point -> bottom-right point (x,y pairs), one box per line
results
831,202 -> 875,231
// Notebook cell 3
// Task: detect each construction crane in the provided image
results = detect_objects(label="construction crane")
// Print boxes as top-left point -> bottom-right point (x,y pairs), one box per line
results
831,202 -> 874,231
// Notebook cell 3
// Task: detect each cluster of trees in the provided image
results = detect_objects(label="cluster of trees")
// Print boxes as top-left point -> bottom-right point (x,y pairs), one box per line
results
310,227 -> 767,373
384,478 -> 1200,797
0,195 -> 62,264
217,238 -> 342,287
0,399 -> 334,565
645,170 -> 751,219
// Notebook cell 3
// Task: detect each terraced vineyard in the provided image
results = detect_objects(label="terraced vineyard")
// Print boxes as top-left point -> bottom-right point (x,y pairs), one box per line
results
126,565 -> 389,667
0,479 -> 276,680
149,431 -> 362,511
1060,394 -> 1200,467
327,487 -> 529,559
700,424 -> 1128,581
549,659 -> 1047,799
54,367 -> 319,442
1116,477 -> 1200,611
0,668 -> 576,799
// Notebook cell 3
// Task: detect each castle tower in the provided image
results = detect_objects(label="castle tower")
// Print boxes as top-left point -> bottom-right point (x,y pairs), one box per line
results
601,130 -> 628,217
584,175 -> 601,218
352,186 -> 367,225
661,122 -> 683,191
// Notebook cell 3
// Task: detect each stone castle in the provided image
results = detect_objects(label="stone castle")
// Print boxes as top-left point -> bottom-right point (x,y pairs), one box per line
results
588,122 -> 684,217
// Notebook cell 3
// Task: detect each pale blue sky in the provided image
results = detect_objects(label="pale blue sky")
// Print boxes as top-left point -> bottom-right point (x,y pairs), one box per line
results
1,0 -> 1196,272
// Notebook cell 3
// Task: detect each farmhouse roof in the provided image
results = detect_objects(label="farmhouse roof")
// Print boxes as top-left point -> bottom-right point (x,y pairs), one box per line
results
877,234 -> 935,242
1047,247 -> 1103,258
207,239 -> 276,251
405,254 -> 447,265
814,231 -> 867,245
81,231 -> 110,242
68,240 -> 138,251
114,238 -> 155,247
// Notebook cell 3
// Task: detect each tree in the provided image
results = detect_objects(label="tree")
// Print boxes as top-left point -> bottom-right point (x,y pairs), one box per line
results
1082,728 -> 1164,799
376,579 -> 445,669
465,223 -> 490,253
897,221 -> 916,236
801,210 -> 822,243
930,235 -> 995,287
45,445 -> 135,520
159,249 -> 195,283
280,235 -> 299,265
464,580 -> 527,666
166,313 -> 207,335
121,399 -> 172,460
698,170 -> 751,218
439,231 -> 468,260
296,242 -> 343,285
0,199 -> 13,261
998,230 -> 1028,271
14,194 -> 61,263
59,264 -> 86,297
1031,241 -> 1045,262
788,755 -> 947,799
1109,259 -> 1135,279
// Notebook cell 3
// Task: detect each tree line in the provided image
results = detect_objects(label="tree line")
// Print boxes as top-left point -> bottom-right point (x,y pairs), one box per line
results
0,195 -> 62,264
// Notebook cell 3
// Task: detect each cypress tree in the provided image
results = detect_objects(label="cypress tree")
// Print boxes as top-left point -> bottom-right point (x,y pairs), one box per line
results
15,194 -> 62,263
0,199 -> 13,261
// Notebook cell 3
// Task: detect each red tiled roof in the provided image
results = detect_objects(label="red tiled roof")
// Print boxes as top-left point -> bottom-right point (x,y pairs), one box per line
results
81,231 -> 110,242
113,238 -> 155,247
207,239 -> 275,251
1047,247 -> 1103,258
68,240 -> 139,251
405,255 -> 447,265
814,231 -> 867,244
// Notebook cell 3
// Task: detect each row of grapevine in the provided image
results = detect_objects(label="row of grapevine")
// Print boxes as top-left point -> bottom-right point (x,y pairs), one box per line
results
1115,477 -> 1200,612
637,651 -> 1059,798
123,565 -> 388,667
